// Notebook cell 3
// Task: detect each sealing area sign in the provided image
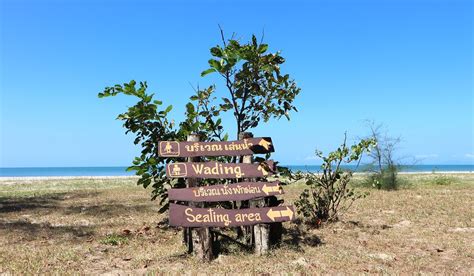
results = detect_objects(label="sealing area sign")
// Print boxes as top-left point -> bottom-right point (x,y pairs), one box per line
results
166,160 -> 276,179
168,181 -> 283,202
169,203 -> 295,227
158,137 -> 274,157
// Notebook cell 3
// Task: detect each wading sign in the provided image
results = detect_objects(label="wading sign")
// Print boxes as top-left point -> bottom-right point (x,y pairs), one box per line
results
162,136 -> 294,228
166,161 -> 276,179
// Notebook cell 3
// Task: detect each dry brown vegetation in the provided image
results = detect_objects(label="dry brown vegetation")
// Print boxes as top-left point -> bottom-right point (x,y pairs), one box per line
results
0,174 -> 473,274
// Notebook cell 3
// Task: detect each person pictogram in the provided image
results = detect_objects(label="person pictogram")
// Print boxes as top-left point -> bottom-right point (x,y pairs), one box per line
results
165,142 -> 172,153
159,141 -> 180,156
172,164 -> 181,175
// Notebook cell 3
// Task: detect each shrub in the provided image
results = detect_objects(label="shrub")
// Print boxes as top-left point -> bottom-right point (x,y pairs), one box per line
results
367,164 -> 400,190
295,136 -> 375,226
364,121 -> 405,190
431,175 -> 456,186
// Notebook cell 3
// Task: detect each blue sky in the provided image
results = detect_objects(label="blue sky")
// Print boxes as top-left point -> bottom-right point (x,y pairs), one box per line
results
1,0 -> 472,167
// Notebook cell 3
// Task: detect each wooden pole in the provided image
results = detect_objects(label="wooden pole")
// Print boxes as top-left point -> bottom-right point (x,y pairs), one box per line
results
239,132 -> 271,254
252,204 -> 271,255
239,132 -> 253,244
186,134 -> 214,261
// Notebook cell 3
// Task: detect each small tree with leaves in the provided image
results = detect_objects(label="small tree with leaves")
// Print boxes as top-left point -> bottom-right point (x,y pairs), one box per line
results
98,31 -> 301,212
200,30 -> 300,139
98,81 -> 225,212
98,81 -> 183,211
295,135 -> 375,226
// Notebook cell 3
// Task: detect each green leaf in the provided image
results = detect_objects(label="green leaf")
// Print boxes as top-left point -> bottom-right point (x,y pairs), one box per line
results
164,105 -> 173,113
210,46 -> 223,57
252,35 -> 258,46
258,44 -> 268,54
201,68 -> 216,77
208,59 -> 222,71
126,166 -> 139,172
186,102 -> 195,114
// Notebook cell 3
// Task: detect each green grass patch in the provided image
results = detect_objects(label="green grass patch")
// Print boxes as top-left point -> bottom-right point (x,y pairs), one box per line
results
427,175 -> 458,186
100,234 -> 129,246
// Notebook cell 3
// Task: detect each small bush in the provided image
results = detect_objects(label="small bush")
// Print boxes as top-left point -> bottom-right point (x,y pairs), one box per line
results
100,234 -> 128,246
367,165 -> 400,190
363,121 -> 407,191
295,136 -> 375,226
431,176 -> 456,186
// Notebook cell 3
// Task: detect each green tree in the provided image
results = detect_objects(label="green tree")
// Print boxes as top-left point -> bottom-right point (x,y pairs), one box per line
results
200,30 -> 300,139
98,81 -> 184,212
98,31 -> 301,211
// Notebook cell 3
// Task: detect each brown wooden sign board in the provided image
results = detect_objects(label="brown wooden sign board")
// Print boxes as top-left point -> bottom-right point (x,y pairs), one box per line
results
168,181 -> 283,202
158,137 -> 274,157
169,203 -> 295,227
166,160 -> 276,179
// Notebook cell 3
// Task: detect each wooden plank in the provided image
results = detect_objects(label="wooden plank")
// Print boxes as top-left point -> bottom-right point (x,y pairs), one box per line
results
158,137 -> 274,157
166,160 -> 276,179
168,181 -> 283,202
169,203 -> 295,227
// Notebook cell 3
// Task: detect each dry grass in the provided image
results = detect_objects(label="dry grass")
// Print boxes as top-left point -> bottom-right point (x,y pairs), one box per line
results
0,174 -> 473,274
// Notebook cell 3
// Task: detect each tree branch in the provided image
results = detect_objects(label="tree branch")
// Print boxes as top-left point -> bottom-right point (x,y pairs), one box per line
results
218,24 -> 227,47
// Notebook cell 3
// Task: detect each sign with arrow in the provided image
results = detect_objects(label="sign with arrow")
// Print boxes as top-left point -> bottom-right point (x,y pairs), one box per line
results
158,137 -> 274,157
169,203 -> 295,227
168,181 -> 283,202
164,135 -> 295,246
166,160 -> 276,179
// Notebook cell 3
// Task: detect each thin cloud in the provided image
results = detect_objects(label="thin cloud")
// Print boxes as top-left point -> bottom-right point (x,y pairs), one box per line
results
465,153 -> 474,159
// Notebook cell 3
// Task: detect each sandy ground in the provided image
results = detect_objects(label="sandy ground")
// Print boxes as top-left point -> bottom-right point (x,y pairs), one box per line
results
0,174 -> 473,274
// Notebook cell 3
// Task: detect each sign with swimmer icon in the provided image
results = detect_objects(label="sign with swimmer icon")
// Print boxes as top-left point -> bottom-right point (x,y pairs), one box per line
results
158,137 -> 274,157
163,136 -> 295,231
166,160 -> 276,179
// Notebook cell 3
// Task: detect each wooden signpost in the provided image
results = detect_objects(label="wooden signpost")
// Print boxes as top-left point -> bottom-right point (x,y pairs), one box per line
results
169,203 -> 294,227
161,135 -> 294,260
168,181 -> 283,202
166,161 -> 276,179
158,137 -> 274,157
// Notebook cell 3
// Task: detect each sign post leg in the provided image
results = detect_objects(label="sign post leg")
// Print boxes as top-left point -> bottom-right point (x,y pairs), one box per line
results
251,199 -> 270,255
239,132 -> 270,254
186,134 -> 214,261
239,132 -> 254,245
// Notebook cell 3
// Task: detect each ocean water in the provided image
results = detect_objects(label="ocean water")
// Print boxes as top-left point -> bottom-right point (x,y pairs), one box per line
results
0,165 -> 473,177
